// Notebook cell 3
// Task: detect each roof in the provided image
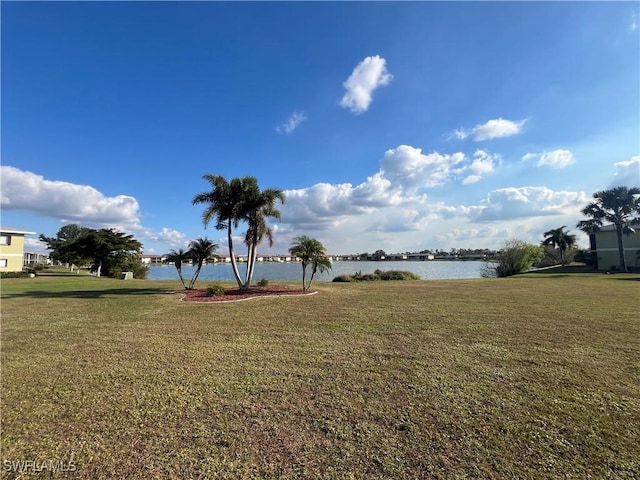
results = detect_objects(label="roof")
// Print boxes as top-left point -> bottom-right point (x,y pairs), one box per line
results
594,223 -> 638,232
0,226 -> 36,235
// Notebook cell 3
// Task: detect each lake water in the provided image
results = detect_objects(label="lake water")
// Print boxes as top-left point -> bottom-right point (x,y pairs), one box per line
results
147,260 -> 488,283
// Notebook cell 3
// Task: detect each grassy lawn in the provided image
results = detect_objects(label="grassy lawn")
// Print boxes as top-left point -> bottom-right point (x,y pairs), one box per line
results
1,271 -> 639,479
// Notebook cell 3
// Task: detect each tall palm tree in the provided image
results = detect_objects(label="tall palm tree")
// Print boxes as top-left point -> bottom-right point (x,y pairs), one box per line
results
241,179 -> 285,288
289,236 -> 331,291
186,237 -> 218,289
192,175 -> 244,288
577,186 -> 640,273
193,175 -> 285,290
165,248 -> 192,289
542,226 -> 577,265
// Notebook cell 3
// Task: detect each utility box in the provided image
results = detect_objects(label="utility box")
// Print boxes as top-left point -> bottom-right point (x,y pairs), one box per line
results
122,271 -> 134,280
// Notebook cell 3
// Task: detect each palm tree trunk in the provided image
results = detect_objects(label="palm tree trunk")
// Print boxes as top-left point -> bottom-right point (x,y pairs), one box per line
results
243,242 -> 254,289
176,266 -> 187,289
189,262 -> 203,289
96,259 -> 102,278
308,265 -> 318,291
616,224 -> 628,272
301,263 -> 307,291
227,224 -> 243,288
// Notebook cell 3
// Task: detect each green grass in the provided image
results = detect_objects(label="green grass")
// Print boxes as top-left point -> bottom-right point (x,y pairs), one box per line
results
1,271 -> 639,479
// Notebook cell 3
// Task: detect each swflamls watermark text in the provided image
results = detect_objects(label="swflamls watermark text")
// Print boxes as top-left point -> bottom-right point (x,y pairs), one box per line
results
3,459 -> 77,473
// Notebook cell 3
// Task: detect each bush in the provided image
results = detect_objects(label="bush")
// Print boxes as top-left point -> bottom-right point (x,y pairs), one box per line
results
483,239 -> 544,278
107,256 -> 149,280
257,278 -> 269,287
332,270 -> 420,282
0,271 -> 31,279
574,248 -> 598,269
332,274 -> 354,282
379,270 -> 421,281
206,283 -> 226,297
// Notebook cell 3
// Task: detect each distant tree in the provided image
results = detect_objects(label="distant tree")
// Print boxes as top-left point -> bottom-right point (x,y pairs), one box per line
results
186,237 -> 218,290
165,248 -> 192,289
39,224 -> 91,270
373,249 -> 386,260
289,235 -> 332,291
75,229 -> 143,278
482,239 -> 544,278
541,226 -> 577,265
577,186 -> 640,272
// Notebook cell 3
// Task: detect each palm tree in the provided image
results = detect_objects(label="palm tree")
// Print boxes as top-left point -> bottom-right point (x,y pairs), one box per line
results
542,226 -> 577,265
192,175 -> 245,288
193,175 -> 285,290
240,179 -> 285,288
186,237 -> 218,289
165,248 -> 192,289
289,236 -> 331,291
577,186 -> 640,273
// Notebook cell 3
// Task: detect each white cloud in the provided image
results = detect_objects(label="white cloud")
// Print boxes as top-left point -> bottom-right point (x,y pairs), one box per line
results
339,55 -> 393,114
458,149 -> 498,184
380,145 -> 465,189
0,166 -> 141,226
280,144 -> 499,233
536,149 -> 575,169
610,156 -> 640,188
276,111 -> 307,134
23,237 -> 49,254
475,186 -> 588,221
142,227 -> 189,249
453,118 -> 526,141
631,13 -> 638,31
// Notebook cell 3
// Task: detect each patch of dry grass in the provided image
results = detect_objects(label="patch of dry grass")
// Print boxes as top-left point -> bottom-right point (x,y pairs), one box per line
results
1,272 -> 639,478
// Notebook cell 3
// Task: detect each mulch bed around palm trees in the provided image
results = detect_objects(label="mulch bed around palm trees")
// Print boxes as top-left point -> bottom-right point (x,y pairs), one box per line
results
180,285 -> 316,303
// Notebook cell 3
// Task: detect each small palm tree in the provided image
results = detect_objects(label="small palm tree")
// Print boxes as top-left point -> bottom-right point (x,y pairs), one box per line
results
542,226 -> 577,265
187,237 -> 218,289
289,236 -> 331,291
165,248 -> 192,289
577,186 -> 640,272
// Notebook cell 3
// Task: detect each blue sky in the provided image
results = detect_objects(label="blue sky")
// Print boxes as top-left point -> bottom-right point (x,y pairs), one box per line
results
2,2 -> 639,255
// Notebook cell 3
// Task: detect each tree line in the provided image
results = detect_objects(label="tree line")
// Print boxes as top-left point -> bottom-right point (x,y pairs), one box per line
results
39,183 -> 638,284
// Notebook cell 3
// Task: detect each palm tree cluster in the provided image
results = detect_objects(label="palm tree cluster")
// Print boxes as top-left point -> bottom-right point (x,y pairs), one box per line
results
165,237 -> 218,290
289,235 -> 332,291
192,175 -> 285,290
577,186 -> 640,273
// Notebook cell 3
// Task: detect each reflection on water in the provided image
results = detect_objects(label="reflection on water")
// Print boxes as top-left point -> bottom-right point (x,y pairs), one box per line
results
147,260 -> 488,282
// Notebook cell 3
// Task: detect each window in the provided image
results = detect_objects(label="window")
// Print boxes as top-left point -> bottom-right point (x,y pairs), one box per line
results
0,235 -> 10,246
0,259 -> 7,268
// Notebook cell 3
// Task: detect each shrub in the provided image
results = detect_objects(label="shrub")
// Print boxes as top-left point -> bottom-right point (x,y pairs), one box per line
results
108,257 -> 149,280
574,248 -> 598,269
257,278 -> 269,287
206,283 -> 226,297
0,271 -> 31,279
360,273 -> 380,281
379,270 -> 421,281
332,270 -> 420,282
484,239 -> 544,278
332,274 -> 354,282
